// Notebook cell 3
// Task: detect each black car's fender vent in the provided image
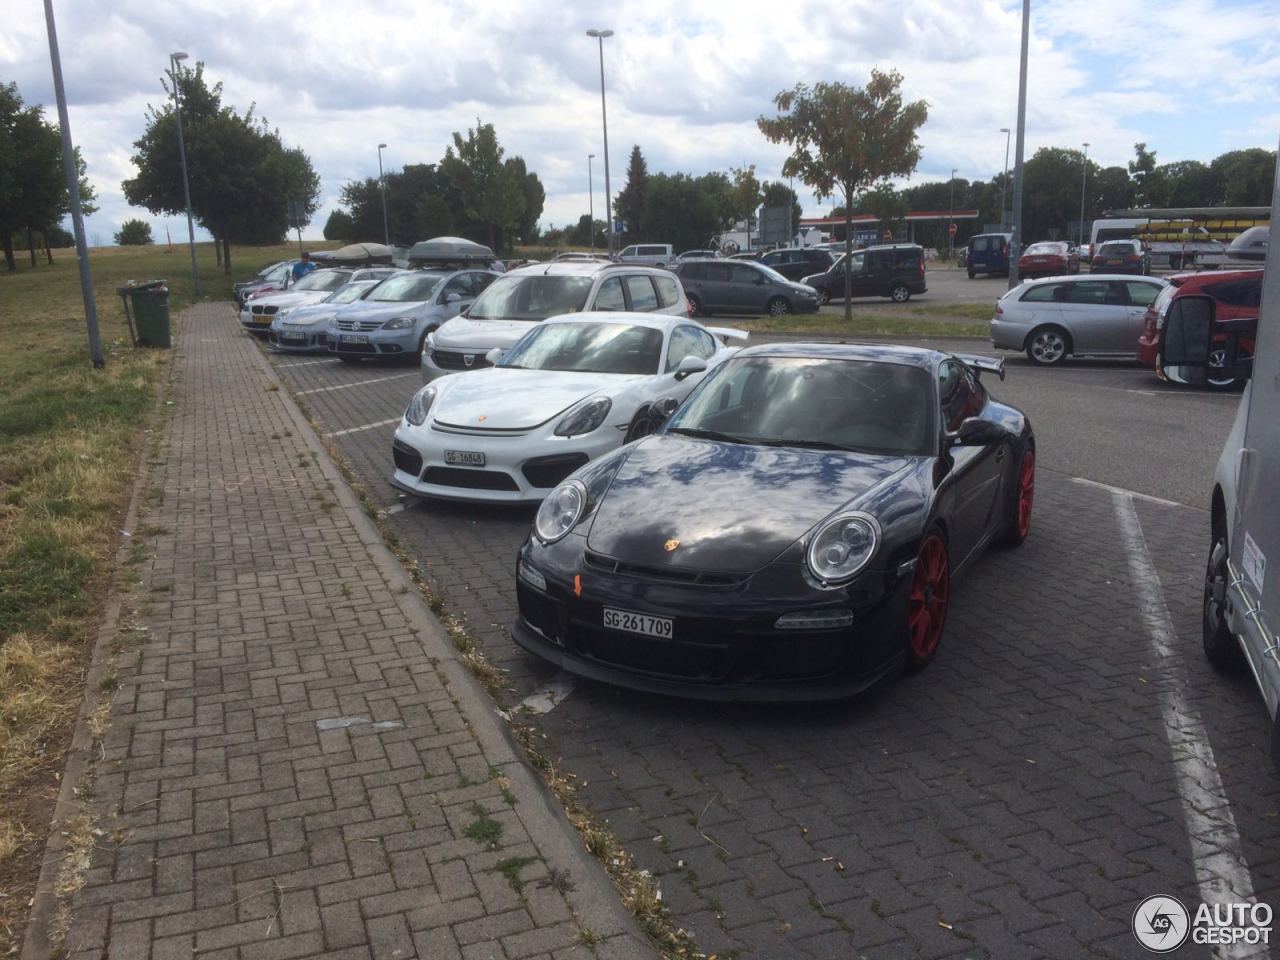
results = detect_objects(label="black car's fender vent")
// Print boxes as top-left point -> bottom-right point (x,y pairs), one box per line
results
422,466 -> 520,491
583,550 -> 746,587
392,439 -> 423,477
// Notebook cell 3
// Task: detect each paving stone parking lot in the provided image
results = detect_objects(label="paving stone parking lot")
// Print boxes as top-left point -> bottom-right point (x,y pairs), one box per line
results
264,303 -> 1280,960
45,304 -> 651,960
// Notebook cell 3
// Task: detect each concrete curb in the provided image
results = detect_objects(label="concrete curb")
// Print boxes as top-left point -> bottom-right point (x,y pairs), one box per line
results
249,324 -> 656,959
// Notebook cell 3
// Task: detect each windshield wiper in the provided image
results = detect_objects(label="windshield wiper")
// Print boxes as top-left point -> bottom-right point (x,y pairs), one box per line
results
668,427 -> 751,444
752,438 -> 860,452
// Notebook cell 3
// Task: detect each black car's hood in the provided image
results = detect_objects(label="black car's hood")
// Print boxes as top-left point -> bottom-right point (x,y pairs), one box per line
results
586,435 -> 915,574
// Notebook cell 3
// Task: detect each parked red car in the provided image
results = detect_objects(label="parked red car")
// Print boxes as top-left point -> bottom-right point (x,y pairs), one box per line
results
1018,241 -> 1079,278
1136,269 -> 1262,389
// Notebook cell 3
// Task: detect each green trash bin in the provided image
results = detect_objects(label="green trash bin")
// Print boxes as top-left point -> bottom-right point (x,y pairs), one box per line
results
119,280 -> 171,348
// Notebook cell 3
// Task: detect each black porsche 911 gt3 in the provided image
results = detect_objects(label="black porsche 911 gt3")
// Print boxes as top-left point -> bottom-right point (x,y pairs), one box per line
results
511,342 -> 1035,701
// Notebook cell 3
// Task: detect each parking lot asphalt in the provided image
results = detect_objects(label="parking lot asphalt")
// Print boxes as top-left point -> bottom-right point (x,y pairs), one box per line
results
262,307 -> 1279,960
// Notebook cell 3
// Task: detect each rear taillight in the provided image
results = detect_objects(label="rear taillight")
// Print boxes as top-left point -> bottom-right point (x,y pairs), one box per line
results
995,304 -> 1004,316
918,256 -> 925,277
685,299 -> 692,317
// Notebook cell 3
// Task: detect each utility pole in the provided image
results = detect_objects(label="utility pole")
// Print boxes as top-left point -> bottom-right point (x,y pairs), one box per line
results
1079,142 -> 1091,248
170,52 -> 201,296
377,143 -> 389,246
948,167 -> 957,260
1008,0 -> 1030,290
587,29 -> 614,256
1000,127 -> 1011,226
43,0 -> 103,368
588,153 -> 595,255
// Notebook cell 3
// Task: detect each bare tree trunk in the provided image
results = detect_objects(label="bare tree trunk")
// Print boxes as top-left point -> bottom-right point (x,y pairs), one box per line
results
2,228 -> 15,271
214,234 -> 222,267
28,228 -> 37,267
843,190 -> 854,324
44,230 -> 54,264
223,237 -> 231,277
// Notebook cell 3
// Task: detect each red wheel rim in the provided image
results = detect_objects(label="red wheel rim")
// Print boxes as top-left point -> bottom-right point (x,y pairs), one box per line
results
907,535 -> 949,661
1016,451 -> 1035,539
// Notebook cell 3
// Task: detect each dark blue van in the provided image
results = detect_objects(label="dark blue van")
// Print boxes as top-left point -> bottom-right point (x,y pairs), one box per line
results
966,233 -> 1012,278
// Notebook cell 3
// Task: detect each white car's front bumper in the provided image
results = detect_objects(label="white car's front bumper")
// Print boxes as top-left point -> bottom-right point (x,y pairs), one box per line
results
391,418 -> 625,503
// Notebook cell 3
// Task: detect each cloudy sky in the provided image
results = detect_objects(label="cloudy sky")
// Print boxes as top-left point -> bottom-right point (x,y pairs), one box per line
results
4,0 -> 1279,245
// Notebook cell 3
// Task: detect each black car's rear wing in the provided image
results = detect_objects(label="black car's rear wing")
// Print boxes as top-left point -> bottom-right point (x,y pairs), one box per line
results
955,353 -> 1006,381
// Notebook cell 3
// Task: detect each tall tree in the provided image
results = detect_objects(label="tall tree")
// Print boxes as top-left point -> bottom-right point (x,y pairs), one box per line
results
437,121 -> 525,251
863,184 -> 907,241
641,173 -> 723,251
728,165 -> 763,246
1211,148 -> 1277,206
613,145 -> 648,240
506,155 -> 545,244
758,69 -> 927,321
1128,142 -> 1160,206
114,218 -> 153,245
323,209 -> 355,241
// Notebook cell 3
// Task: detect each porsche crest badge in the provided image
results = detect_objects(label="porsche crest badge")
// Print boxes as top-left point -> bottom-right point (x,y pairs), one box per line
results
477,415 -> 487,423
664,539 -> 680,552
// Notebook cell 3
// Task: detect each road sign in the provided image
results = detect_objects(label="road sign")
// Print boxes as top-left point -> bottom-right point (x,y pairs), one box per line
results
614,220 -> 626,234
287,201 -> 307,230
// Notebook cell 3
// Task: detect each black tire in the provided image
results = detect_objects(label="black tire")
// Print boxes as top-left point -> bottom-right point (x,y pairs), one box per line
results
338,355 -> 362,364
687,294 -> 704,317
818,288 -> 831,306
889,282 -> 911,303
623,407 -> 659,444
1024,325 -> 1071,366
967,268 -> 976,279
998,446 -> 1035,546
766,297 -> 791,317
1203,512 -> 1245,672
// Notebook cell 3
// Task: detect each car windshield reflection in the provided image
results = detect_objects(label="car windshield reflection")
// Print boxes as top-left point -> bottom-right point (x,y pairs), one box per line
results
668,356 -> 935,455
500,322 -> 664,375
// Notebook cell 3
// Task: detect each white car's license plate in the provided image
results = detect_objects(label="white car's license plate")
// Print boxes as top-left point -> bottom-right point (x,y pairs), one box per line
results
603,608 -> 673,639
283,331 -> 307,341
444,450 -> 485,466
340,334 -> 369,344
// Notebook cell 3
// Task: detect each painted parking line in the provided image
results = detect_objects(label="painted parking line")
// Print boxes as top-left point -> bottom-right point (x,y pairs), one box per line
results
1113,492 -> 1258,943
275,358 -> 335,367
325,418 -> 400,438
1071,476 -> 1182,509
296,373 -> 418,396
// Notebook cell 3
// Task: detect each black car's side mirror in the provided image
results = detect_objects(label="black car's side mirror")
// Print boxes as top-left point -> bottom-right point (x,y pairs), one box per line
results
950,417 -> 1005,446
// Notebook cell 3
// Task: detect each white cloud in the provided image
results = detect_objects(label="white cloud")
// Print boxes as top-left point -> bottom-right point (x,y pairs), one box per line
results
4,0 -> 1276,247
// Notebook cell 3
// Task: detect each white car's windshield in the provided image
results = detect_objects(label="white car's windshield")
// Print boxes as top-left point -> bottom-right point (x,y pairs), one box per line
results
325,282 -> 375,304
668,356 -> 935,455
500,322 -> 664,375
468,275 -> 593,322
293,270 -> 351,292
369,272 -> 447,302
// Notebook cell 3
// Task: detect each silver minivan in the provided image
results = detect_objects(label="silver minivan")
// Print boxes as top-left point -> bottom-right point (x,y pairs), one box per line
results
616,244 -> 674,268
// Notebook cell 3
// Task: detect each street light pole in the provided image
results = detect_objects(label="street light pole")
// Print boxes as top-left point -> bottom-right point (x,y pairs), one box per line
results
170,51 -> 201,296
1079,142 -> 1090,248
1000,127 -> 1011,226
377,143 -> 389,246
43,0 -> 103,368
586,29 -> 614,257
588,153 -> 595,255
948,167 -> 957,259
1008,0 -> 1030,290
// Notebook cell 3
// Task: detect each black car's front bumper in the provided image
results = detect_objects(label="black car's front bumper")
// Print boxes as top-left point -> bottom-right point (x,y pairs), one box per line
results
512,539 -> 910,702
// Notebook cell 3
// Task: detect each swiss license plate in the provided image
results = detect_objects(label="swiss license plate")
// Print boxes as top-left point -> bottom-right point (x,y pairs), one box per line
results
340,334 -> 369,344
283,331 -> 307,341
603,607 -> 673,639
444,450 -> 485,466
1106,259 -> 1122,265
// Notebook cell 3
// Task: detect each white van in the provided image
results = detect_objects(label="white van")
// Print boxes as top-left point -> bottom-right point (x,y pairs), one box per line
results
616,244 -> 674,268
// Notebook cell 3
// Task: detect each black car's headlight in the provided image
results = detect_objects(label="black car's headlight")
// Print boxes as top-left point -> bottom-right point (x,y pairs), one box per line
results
554,397 -> 611,437
534,480 -> 587,544
404,385 -> 436,426
806,512 -> 880,588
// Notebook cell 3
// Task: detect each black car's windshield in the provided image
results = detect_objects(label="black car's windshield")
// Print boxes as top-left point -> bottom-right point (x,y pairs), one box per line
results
500,322 -> 663,375
668,356 -> 935,455
325,282 -> 375,304
368,271 -> 447,302
468,274 -> 594,321
293,270 -> 351,292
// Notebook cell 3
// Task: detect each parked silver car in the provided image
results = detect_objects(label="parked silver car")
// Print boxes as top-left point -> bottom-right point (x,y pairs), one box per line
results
990,275 -> 1168,365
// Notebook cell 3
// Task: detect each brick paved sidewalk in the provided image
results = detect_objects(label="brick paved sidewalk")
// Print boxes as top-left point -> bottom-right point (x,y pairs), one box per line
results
38,304 -> 651,960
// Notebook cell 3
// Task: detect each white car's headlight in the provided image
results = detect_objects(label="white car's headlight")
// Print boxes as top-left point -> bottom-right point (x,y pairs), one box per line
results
384,316 -> 415,330
534,480 -> 586,544
554,397 -> 611,437
806,512 -> 880,588
404,385 -> 436,426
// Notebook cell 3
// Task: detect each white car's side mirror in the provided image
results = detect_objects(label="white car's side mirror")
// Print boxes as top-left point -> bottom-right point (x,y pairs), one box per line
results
485,347 -> 504,365
673,355 -> 708,382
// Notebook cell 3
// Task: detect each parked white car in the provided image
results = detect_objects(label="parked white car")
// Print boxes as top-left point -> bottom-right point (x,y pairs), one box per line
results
238,267 -> 395,335
989,274 -> 1168,365
266,279 -> 381,353
421,260 -> 688,381
392,312 -> 745,503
